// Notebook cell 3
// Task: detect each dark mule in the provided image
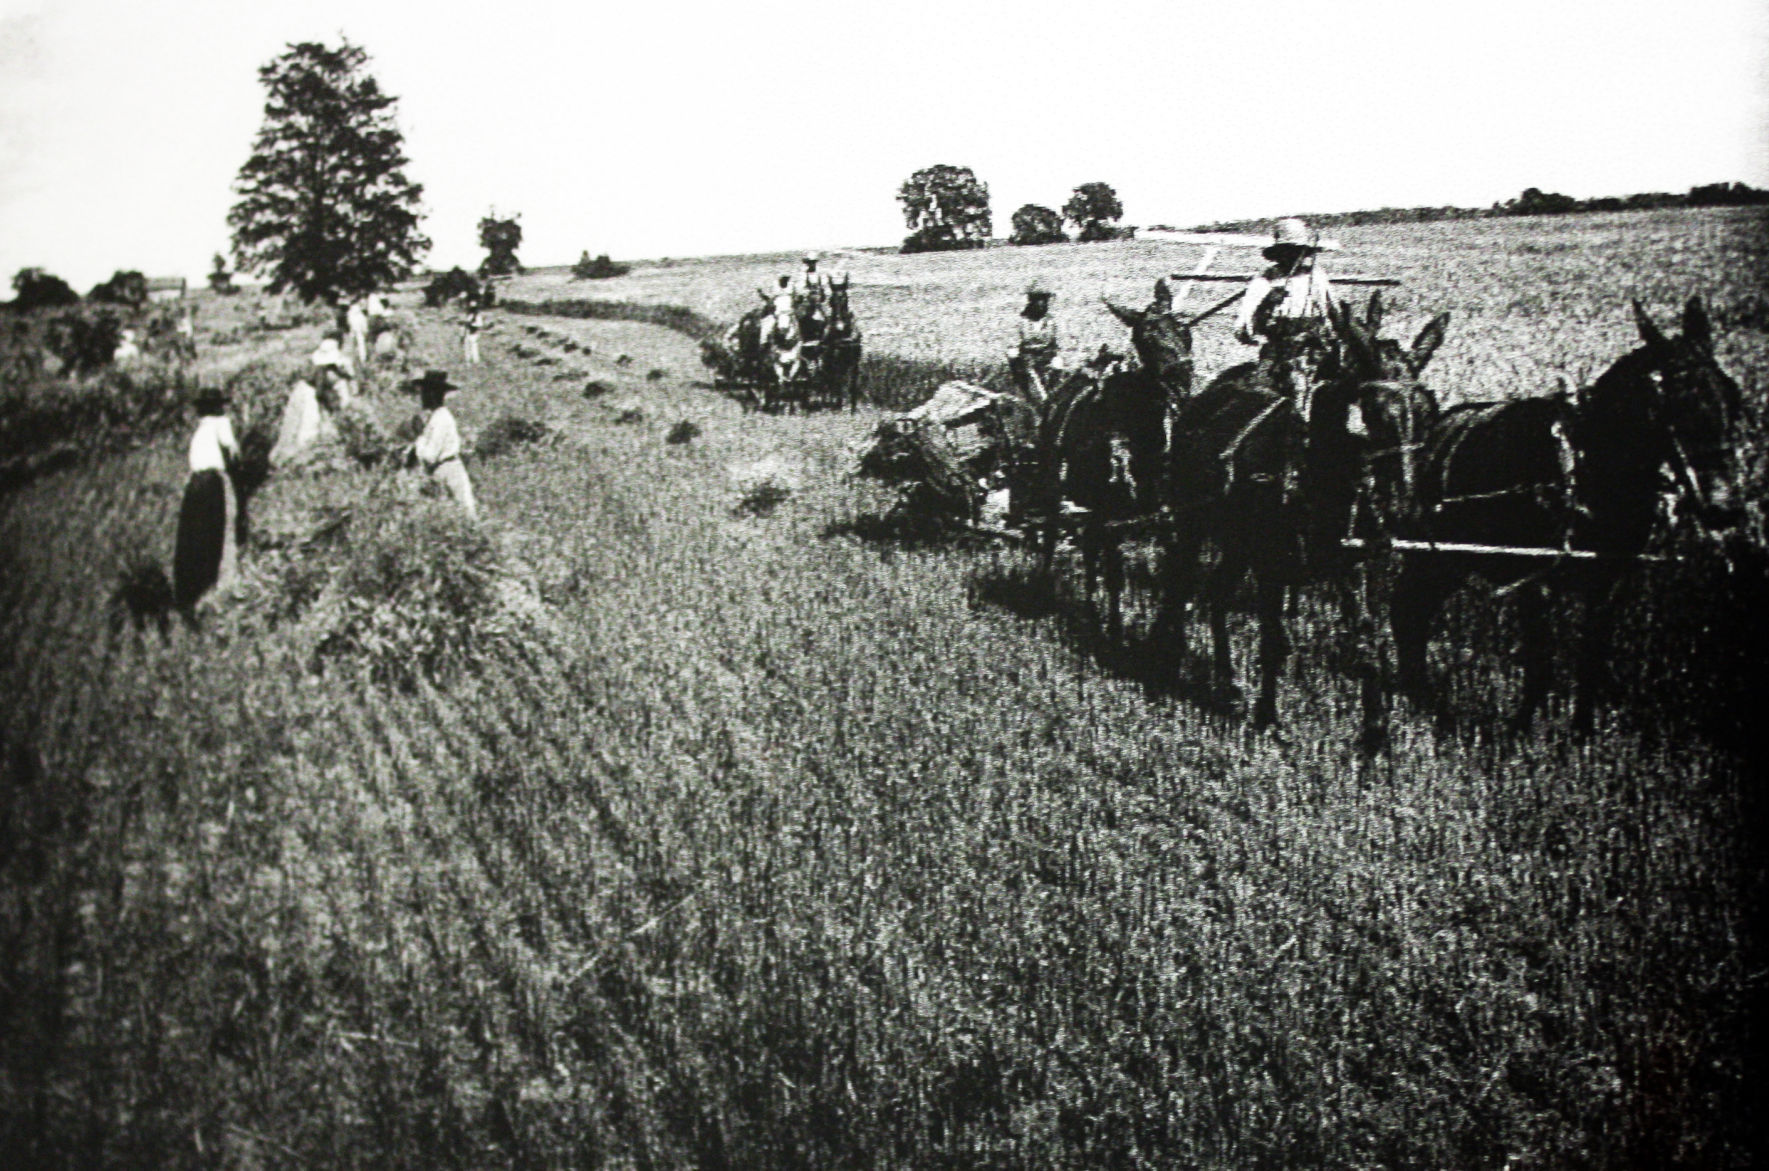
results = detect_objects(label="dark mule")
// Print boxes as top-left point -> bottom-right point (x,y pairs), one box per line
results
1388,296 -> 1746,732
822,276 -> 865,409
1032,298 -> 1195,641
1156,295 -> 1449,739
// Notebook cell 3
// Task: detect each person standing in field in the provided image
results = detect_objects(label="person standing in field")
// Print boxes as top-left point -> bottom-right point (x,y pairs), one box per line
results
173,387 -> 240,611
462,299 -> 484,365
408,370 -> 477,520
1009,279 -> 1061,402
346,298 -> 370,368
269,337 -> 354,467
1233,217 -> 1338,409
794,252 -> 831,315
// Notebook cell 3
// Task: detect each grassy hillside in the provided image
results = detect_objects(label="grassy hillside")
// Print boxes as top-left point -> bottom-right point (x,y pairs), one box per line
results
2,208 -> 1765,1167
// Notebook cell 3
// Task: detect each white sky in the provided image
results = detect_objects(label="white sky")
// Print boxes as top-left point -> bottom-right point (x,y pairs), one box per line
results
2,0 -> 1766,290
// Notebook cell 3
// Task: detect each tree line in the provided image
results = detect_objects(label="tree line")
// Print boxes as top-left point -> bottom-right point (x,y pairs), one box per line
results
1186,182 -> 1769,234
896,167 -> 1133,253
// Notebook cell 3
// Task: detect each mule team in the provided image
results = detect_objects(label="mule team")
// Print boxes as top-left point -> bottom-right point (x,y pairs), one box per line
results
714,253 -> 865,411
990,218 -> 1745,748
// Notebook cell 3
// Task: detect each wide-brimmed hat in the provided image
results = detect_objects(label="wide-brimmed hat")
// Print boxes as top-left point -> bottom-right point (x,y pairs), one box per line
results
311,338 -> 351,369
1262,217 -> 1337,260
1025,278 -> 1053,297
192,386 -> 229,414
803,251 -> 822,263
411,370 -> 460,401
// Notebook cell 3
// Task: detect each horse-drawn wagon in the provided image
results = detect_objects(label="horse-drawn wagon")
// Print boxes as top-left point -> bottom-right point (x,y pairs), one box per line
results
701,277 -> 864,412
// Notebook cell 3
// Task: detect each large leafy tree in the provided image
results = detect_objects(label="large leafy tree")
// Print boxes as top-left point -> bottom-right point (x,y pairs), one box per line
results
1064,182 -> 1126,242
897,165 -> 991,253
1009,204 -> 1067,246
88,270 -> 148,307
478,211 -> 523,276
8,268 -> 80,313
228,40 -> 429,304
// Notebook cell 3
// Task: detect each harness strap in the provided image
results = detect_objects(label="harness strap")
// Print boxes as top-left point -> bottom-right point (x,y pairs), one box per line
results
1218,399 -> 1287,491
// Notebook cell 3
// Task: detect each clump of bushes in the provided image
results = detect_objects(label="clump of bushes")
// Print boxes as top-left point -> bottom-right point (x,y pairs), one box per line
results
571,252 -> 631,280
730,457 -> 798,517
1,331 -> 193,489
665,420 -> 701,445
474,414 -> 557,458
333,406 -> 393,467
423,267 -> 488,308
87,270 -> 148,308
109,554 -> 177,635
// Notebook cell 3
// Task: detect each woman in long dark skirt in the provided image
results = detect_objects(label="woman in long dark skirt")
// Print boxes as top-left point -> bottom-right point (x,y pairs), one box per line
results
173,387 -> 239,611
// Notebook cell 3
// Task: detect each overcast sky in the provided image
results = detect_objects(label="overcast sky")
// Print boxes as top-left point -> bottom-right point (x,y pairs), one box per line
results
2,0 -> 1765,289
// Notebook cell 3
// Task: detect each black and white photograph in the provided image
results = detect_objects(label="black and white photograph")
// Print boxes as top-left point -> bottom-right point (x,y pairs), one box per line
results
2,0 -> 1765,1165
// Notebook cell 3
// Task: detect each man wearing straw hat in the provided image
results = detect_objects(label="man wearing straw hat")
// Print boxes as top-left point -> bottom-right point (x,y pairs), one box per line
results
407,370 -> 478,520
793,252 -> 831,308
1233,217 -> 1339,409
1009,278 -> 1061,402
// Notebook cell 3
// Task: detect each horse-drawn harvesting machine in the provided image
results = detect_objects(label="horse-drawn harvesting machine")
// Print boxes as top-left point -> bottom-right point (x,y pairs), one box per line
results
850,232 -> 1752,740
701,275 -> 864,413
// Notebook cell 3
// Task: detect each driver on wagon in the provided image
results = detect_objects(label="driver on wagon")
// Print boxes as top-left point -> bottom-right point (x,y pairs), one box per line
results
794,252 -> 830,310
1010,279 -> 1061,402
1234,217 -> 1338,407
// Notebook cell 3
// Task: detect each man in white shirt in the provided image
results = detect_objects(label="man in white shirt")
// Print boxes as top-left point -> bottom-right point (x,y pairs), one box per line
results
1233,217 -> 1338,409
793,252 -> 831,310
410,370 -> 477,519
1010,279 -> 1060,401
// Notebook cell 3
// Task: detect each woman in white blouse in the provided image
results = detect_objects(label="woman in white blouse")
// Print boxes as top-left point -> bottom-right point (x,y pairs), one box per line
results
173,386 -> 239,610
409,370 -> 477,520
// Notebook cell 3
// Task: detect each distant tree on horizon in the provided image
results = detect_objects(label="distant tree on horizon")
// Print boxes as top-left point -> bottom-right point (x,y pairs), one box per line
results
208,253 -> 236,295
228,39 -> 430,304
898,165 -> 991,253
1064,182 -> 1126,242
479,211 -> 523,277
572,251 -> 630,279
8,267 -> 80,313
87,270 -> 148,308
1009,204 -> 1067,246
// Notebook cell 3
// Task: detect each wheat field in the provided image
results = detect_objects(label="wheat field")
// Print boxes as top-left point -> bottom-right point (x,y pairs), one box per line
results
2,207 -> 1765,1168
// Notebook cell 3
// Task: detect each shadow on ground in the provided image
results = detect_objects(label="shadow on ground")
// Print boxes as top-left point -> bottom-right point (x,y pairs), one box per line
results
963,559 -> 1249,720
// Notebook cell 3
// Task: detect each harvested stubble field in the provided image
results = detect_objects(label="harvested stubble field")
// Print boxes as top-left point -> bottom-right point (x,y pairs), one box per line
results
2,207 -> 1766,1168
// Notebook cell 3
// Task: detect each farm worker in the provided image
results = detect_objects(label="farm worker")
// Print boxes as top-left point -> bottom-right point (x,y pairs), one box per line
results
365,291 -> 389,321
462,303 -> 484,365
758,275 -> 799,348
270,339 -> 352,466
794,252 -> 831,310
173,386 -> 240,610
409,370 -> 478,520
309,336 -> 356,407
1009,279 -> 1060,402
1146,277 -> 1173,317
346,298 -> 370,367
113,328 -> 141,363
1233,217 -> 1338,410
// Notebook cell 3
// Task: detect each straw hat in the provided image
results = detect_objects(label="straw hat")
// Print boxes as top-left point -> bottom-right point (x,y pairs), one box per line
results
411,370 -> 460,404
803,251 -> 822,263
1263,217 -> 1336,261
1025,278 -> 1053,297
